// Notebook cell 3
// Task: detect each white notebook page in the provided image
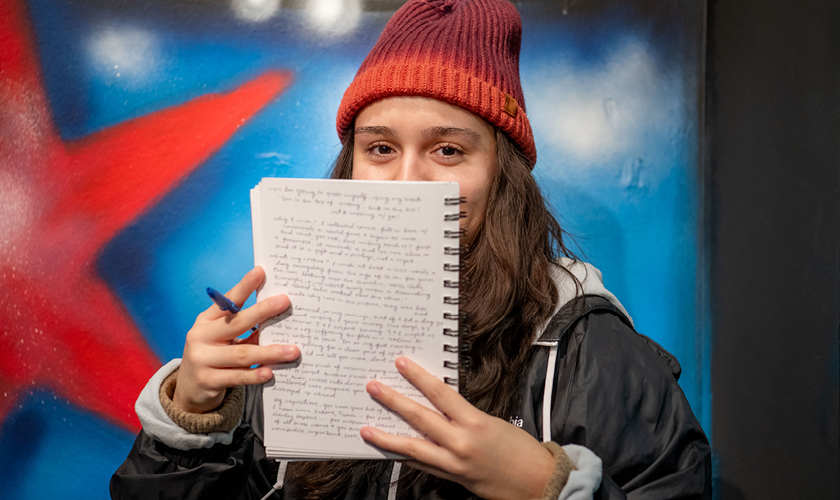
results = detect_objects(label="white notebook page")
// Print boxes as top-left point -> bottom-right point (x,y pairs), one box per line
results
251,178 -> 460,459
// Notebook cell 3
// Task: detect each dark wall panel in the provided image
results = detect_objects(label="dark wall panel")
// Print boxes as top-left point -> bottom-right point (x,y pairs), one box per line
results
708,0 -> 840,498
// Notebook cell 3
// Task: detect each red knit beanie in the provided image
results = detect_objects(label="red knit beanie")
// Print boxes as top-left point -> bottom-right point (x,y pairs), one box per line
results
336,0 -> 536,166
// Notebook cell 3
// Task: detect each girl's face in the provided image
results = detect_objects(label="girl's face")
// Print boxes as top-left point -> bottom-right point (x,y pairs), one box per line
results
352,97 -> 496,241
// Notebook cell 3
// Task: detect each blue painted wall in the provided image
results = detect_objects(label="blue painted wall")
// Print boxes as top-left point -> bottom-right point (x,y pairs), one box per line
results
0,1 -> 707,498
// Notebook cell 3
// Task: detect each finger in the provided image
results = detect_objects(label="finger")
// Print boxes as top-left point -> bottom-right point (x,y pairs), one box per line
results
201,366 -> 276,388
360,426 -> 458,474
395,357 -> 472,419
204,294 -> 290,341
201,266 -> 266,321
366,380 -> 452,443
204,343 -> 300,369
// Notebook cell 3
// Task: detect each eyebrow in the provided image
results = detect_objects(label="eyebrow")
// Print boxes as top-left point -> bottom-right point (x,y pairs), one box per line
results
353,125 -> 484,143
422,126 -> 483,143
354,126 -> 397,137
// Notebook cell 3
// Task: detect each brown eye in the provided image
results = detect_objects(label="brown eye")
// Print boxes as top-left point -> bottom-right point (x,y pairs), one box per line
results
441,146 -> 457,156
375,145 -> 392,155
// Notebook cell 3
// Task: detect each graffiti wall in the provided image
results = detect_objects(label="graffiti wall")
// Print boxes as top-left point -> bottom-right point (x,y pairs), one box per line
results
0,0 -> 707,497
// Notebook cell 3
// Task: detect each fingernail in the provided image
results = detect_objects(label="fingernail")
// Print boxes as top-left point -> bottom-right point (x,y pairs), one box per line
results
260,368 -> 273,381
270,295 -> 286,307
360,428 -> 373,440
395,357 -> 408,371
367,381 -> 381,396
281,345 -> 298,356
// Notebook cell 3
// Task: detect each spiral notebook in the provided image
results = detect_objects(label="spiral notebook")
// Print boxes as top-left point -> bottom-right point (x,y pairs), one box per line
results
251,178 -> 461,460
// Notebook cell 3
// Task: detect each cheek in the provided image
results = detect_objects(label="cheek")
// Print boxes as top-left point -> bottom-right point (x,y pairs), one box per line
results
459,177 -> 492,236
350,153 -> 363,180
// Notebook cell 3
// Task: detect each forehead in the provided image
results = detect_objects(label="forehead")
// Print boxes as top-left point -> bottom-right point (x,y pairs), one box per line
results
354,97 -> 495,138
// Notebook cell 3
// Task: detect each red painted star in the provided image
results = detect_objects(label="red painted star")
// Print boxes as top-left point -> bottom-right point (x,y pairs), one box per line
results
0,0 -> 293,430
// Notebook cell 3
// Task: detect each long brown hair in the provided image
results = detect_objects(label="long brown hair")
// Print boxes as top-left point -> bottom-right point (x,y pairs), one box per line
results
285,127 -> 576,499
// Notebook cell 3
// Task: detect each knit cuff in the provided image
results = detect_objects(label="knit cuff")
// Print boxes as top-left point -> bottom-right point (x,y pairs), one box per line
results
538,441 -> 577,500
159,368 -> 245,434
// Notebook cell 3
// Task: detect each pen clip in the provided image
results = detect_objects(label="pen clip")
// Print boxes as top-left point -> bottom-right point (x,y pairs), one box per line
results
206,286 -> 258,333
206,287 -> 241,313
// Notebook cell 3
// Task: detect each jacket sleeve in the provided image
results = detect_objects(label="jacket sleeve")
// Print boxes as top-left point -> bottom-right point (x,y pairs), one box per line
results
110,373 -> 281,500
549,308 -> 712,500
109,423 -> 282,500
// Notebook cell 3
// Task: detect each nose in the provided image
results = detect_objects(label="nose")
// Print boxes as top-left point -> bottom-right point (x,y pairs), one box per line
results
394,152 -> 427,181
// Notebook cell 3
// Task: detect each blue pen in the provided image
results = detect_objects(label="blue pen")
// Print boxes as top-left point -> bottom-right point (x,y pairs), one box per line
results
206,287 -> 259,333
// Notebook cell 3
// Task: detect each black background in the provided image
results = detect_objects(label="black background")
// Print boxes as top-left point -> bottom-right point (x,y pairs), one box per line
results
707,0 -> 840,497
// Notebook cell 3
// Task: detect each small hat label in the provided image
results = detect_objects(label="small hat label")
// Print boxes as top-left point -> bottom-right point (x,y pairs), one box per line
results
503,94 -> 518,117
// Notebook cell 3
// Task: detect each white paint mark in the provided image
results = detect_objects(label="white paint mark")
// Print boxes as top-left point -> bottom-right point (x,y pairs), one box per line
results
527,38 -> 683,171
231,0 -> 281,22
89,26 -> 159,83
305,0 -> 362,36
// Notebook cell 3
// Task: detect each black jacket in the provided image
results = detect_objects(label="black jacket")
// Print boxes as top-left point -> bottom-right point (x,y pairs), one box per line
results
111,295 -> 711,499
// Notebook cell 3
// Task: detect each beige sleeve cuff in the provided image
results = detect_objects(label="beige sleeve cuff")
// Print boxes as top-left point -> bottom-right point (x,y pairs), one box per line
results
159,367 -> 245,434
537,441 -> 577,500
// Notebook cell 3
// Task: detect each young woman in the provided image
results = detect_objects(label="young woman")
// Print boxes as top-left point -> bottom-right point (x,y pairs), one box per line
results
111,1 -> 711,499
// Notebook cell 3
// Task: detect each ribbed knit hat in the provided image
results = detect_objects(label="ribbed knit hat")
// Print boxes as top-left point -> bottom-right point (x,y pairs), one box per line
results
336,0 -> 536,165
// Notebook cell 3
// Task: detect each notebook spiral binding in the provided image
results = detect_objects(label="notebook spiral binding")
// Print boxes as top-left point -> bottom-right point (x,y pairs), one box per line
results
444,211 -> 467,221
442,196 -> 464,388
444,246 -> 466,255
